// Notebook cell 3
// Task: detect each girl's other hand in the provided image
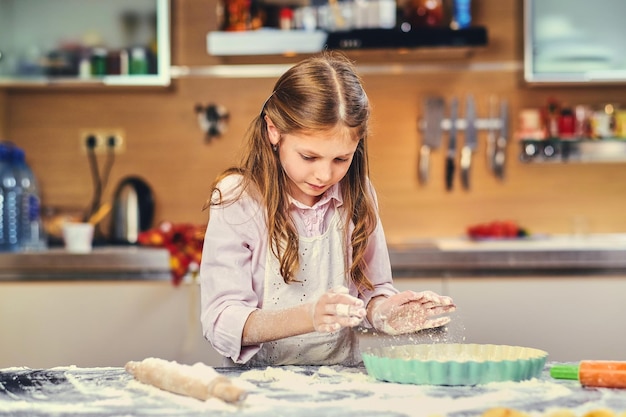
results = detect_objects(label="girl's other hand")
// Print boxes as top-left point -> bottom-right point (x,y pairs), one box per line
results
311,286 -> 366,333
371,291 -> 456,336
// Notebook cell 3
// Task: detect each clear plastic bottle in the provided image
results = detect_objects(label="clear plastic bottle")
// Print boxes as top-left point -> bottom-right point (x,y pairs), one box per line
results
1,145 -> 22,251
13,147 -> 46,251
0,144 -> 9,251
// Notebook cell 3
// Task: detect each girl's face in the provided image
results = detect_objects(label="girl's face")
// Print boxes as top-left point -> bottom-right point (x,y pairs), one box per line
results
266,117 -> 358,207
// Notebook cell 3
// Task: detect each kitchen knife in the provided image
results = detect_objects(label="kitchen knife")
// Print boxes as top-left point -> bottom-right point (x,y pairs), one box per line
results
460,94 -> 477,190
485,95 -> 497,173
494,99 -> 509,179
445,97 -> 458,191
418,97 -> 445,185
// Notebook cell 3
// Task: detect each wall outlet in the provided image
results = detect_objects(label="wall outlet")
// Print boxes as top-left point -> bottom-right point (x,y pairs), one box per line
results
80,129 -> 126,154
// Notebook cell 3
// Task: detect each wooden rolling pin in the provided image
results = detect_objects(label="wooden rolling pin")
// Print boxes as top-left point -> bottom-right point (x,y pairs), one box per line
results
125,358 -> 247,403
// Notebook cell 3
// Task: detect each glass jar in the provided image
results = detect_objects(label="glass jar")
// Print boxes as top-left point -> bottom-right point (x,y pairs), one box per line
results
402,0 -> 444,29
218,0 -> 252,31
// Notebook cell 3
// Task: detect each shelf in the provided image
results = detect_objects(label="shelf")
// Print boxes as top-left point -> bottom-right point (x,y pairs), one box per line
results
206,26 -> 488,57
325,27 -> 488,50
519,138 -> 626,163
0,74 -> 171,88
207,29 -> 327,56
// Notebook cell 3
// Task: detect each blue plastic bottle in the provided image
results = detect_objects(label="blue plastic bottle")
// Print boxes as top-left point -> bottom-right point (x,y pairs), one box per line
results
13,147 -> 46,251
452,0 -> 472,29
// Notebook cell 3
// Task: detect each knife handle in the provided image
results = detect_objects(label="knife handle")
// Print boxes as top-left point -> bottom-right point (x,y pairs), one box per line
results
460,146 -> 472,190
486,131 -> 496,172
418,144 -> 430,185
494,136 -> 506,179
445,156 -> 455,191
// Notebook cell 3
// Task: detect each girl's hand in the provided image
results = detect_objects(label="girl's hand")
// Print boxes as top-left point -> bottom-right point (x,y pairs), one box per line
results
311,286 -> 366,333
371,291 -> 456,336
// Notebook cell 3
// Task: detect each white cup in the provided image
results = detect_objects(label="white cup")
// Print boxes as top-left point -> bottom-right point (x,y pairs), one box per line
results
62,222 -> 95,253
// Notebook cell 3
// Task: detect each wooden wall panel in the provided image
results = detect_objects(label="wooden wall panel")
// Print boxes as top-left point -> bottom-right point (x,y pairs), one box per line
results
4,0 -> 626,243
0,90 -> 6,138
172,0 -> 218,66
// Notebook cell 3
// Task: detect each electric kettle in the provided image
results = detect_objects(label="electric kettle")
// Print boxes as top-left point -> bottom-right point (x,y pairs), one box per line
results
110,176 -> 155,244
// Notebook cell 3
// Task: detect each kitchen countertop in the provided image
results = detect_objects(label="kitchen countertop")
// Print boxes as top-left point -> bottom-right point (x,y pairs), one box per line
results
389,234 -> 626,277
0,246 -> 171,281
1,363 -> 625,416
2,234 -> 626,281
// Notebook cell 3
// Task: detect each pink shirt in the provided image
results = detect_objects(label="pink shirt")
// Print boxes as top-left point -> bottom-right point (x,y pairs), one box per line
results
199,175 -> 397,364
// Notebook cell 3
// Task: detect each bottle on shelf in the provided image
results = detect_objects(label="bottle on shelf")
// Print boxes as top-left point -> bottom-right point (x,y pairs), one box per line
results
451,0 -> 472,29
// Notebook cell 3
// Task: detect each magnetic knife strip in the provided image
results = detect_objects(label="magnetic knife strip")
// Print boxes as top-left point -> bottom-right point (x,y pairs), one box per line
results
417,95 -> 509,190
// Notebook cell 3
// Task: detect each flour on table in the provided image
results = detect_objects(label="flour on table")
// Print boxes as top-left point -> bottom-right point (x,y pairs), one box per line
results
231,366 -> 583,417
1,364 -> 624,417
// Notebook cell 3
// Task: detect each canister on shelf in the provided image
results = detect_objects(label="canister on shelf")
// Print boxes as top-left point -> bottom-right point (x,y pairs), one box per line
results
218,0 -> 252,31
558,106 -> 576,139
279,7 -> 293,30
293,6 -> 316,31
517,108 -> 544,140
378,0 -> 397,29
402,0 -> 444,28
545,98 -> 560,138
574,105 -> 593,138
90,47 -> 107,76
615,109 -> 626,138
129,47 -> 148,75
591,103 -> 618,139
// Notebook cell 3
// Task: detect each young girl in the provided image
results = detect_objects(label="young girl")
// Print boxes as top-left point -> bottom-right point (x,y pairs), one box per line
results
200,52 -> 455,367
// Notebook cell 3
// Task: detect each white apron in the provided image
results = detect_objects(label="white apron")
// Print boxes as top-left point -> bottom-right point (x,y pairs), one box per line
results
247,211 -> 359,366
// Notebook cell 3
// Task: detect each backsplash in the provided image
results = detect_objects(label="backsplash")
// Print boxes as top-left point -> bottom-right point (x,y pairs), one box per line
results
2,0 -> 626,243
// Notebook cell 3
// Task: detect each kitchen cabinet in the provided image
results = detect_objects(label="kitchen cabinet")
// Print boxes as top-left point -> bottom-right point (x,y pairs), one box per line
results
3,275 -> 624,368
376,273 -> 625,362
524,0 -> 626,85
0,0 -> 170,87
4,239 -> 625,368
444,275 -> 626,362
0,281 -> 222,368
387,237 -> 626,362
0,277 -> 444,369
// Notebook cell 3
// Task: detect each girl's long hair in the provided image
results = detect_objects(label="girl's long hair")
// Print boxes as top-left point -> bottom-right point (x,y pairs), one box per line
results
206,51 -> 377,294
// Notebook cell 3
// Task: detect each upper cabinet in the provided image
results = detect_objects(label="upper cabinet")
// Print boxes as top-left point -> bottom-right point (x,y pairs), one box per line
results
524,0 -> 626,85
0,0 -> 170,88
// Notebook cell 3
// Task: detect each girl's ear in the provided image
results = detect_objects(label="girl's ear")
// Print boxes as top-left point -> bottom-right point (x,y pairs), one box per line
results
265,115 -> 280,146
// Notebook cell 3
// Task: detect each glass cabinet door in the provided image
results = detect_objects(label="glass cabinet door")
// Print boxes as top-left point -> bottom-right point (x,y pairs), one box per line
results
0,0 -> 170,87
